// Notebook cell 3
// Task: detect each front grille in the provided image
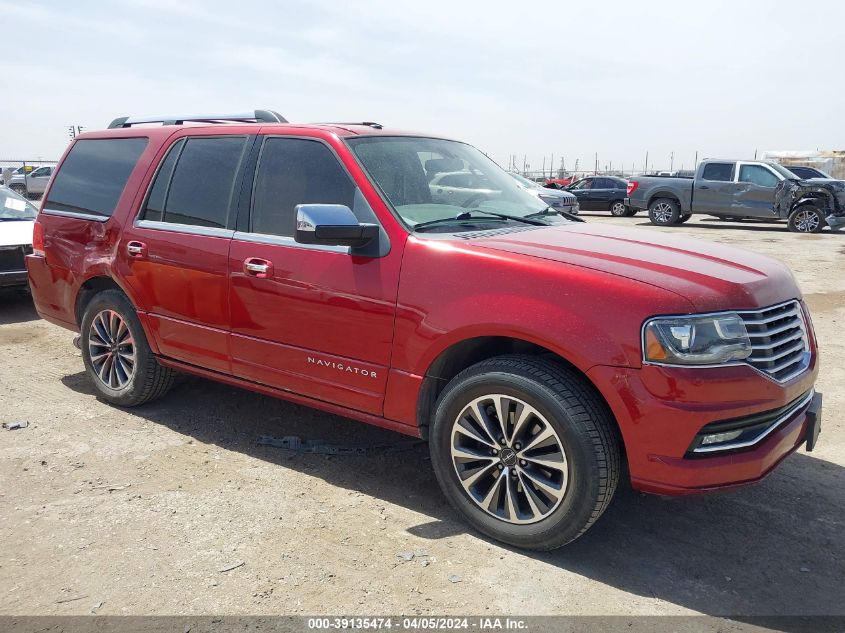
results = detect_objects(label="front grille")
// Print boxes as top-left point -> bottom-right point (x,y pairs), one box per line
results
0,245 -> 29,272
739,301 -> 809,382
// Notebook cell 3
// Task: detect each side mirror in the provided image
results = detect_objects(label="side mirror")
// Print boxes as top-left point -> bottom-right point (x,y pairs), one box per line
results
295,204 -> 379,248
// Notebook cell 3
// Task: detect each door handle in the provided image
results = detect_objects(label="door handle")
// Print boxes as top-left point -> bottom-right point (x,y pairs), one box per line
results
698,185 -> 710,190
244,257 -> 273,278
126,241 -> 147,257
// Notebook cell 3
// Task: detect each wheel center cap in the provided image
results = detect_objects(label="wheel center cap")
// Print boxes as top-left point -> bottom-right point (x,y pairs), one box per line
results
500,447 -> 517,467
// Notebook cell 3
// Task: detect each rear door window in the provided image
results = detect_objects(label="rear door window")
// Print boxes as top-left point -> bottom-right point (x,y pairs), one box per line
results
44,138 -> 148,218
141,136 -> 248,228
701,163 -> 734,182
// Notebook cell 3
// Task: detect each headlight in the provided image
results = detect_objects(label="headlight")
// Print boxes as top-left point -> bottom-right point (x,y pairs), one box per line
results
643,313 -> 751,365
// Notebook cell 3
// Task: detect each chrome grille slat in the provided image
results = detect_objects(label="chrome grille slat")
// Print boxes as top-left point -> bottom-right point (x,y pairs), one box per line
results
746,322 -> 801,337
749,340 -> 807,362
739,300 -> 809,382
749,330 -> 804,350
741,308 -> 800,326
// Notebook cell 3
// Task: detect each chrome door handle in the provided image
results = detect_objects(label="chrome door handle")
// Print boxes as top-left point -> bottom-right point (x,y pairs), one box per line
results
245,262 -> 269,274
126,241 -> 146,257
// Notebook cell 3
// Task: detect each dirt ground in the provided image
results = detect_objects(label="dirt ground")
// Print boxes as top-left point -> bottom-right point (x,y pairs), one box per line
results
0,214 -> 843,618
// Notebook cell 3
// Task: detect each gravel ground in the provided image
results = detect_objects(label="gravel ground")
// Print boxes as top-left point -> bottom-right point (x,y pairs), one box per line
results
0,214 -> 843,618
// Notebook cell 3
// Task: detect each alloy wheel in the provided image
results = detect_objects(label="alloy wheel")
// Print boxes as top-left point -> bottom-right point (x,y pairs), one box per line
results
88,310 -> 136,389
610,202 -> 627,216
794,208 -> 820,232
651,202 -> 674,223
450,394 -> 568,524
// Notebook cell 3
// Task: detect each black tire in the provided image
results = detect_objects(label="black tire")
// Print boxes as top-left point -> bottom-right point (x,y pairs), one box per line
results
80,289 -> 174,406
679,213 -> 692,223
648,198 -> 681,226
429,355 -> 620,551
609,200 -> 628,217
788,205 -> 826,233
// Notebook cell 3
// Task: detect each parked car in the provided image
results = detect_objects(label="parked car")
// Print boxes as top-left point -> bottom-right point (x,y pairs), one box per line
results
27,110 -> 822,550
8,165 -> 54,198
544,177 -> 575,189
626,159 -> 845,232
0,186 -> 38,287
565,176 -> 632,216
510,173 -> 579,215
1,164 -> 35,186
784,165 -> 832,180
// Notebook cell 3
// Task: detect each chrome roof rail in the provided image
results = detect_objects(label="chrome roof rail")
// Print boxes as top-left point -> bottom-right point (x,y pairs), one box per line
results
107,109 -> 287,129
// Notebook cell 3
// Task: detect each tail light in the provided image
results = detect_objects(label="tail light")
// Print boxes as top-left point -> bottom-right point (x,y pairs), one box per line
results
32,220 -> 45,257
626,181 -> 639,196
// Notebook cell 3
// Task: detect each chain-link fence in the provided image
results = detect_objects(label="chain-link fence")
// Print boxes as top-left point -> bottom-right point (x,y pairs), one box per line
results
1,159 -> 58,198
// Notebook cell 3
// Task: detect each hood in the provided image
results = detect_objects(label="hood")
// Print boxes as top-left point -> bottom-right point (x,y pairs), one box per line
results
0,220 -> 34,247
467,223 -> 799,312
536,188 -> 576,201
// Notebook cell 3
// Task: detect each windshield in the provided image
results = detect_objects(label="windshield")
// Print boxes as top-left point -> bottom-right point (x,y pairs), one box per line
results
510,172 -> 543,190
769,163 -> 798,180
347,137 -> 549,229
0,188 -> 38,220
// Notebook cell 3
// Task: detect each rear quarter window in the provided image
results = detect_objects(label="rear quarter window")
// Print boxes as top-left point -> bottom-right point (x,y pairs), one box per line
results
45,138 -> 148,218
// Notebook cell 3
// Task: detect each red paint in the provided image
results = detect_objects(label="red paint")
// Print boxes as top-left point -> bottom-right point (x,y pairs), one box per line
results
26,122 -> 819,496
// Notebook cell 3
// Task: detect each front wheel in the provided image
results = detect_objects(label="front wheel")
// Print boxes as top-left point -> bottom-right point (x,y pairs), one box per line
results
81,289 -> 174,406
429,355 -> 620,550
648,198 -> 680,226
788,205 -> 825,233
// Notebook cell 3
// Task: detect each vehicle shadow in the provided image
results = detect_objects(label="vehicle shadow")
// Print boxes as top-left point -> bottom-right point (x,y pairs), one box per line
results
60,372 -> 845,620
0,288 -> 39,325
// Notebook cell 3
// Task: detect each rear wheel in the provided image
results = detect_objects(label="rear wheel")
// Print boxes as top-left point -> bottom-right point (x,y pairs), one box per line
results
648,198 -> 680,226
609,200 -> 628,217
788,205 -> 825,233
429,355 -> 620,550
81,289 -> 174,406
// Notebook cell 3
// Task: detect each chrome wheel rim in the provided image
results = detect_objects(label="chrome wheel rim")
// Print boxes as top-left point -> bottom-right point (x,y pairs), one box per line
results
652,202 -> 673,223
88,310 -> 136,389
450,394 -> 568,524
611,202 -> 626,216
794,209 -> 820,232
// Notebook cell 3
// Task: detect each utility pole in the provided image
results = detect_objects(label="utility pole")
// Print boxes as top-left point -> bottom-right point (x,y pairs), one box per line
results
644,151 -> 649,175
670,152 -> 674,172
694,150 -> 699,168
594,153 -> 598,175
67,125 -> 85,139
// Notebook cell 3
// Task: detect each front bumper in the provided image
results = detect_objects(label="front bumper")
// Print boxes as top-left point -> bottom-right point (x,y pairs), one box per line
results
588,357 -> 819,495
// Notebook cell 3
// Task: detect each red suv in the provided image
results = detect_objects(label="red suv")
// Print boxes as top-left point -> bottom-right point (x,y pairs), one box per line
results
26,110 -> 822,550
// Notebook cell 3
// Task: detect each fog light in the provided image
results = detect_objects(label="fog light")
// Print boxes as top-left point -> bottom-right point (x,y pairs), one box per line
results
700,430 -> 743,446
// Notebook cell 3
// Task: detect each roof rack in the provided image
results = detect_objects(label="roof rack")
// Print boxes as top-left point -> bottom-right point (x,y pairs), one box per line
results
107,109 -> 287,129
320,121 -> 384,130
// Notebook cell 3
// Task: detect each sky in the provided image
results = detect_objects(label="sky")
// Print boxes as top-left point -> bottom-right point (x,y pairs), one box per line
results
2,0 -> 844,174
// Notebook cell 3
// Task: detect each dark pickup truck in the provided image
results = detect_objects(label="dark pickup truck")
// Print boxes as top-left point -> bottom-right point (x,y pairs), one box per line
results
626,159 -> 845,233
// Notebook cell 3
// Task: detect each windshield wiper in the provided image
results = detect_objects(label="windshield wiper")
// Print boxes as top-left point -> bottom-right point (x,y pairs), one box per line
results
413,210 -> 551,232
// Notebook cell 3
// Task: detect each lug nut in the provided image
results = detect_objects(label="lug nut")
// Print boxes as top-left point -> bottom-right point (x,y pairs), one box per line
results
499,437 -> 506,445
497,464 -> 504,470
514,443 -> 522,450
491,449 -> 499,456
519,459 -> 527,467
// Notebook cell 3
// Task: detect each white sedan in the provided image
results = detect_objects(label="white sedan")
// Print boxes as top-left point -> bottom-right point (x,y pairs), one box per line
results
0,186 -> 38,288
